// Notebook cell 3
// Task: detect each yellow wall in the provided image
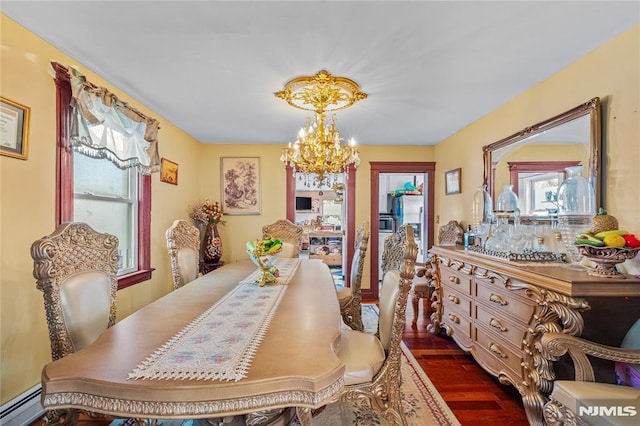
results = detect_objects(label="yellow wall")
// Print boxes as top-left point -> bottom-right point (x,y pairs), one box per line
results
0,15 -> 204,402
1,13 -> 638,406
435,24 -> 640,234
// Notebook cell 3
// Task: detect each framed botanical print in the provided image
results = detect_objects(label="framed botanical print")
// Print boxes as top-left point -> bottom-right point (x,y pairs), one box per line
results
0,97 -> 30,160
445,168 -> 461,195
221,157 -> 261,215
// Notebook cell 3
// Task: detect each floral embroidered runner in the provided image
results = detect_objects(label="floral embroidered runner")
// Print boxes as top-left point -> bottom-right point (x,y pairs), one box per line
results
128,258 -> 301,382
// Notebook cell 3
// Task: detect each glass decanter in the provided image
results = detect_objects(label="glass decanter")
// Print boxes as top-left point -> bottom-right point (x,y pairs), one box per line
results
556,165 -> 596,266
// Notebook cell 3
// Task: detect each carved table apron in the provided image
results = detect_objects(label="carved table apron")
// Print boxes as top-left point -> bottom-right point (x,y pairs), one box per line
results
428,245 -> 640,426
40,259 -> 343,425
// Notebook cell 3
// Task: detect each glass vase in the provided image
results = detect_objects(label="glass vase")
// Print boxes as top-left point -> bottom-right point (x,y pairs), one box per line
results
556,166 -> 595,265
472,184 -> 494,226
496,184 -> 519,214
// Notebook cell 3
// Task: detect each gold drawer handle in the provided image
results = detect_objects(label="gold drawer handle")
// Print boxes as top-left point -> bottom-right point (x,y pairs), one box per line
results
489,293 -> 508,306
448,276 -> 460,284
447,294 -> 460,304
489,318 -> 508,332
448,313 -> 460,324
489,343 -> 507,358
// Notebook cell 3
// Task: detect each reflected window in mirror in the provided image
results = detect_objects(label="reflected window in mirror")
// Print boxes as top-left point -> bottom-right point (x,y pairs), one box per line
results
509,161 -> 580,217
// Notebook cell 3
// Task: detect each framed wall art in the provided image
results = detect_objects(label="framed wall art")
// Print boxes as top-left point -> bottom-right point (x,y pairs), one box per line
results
445,168 -> 461,195
221,157 -> 261,215
0,97 -> 31,160
160,158 -> 178,185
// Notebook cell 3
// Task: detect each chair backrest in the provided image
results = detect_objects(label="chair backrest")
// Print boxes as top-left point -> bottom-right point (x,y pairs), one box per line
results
378,225 -> 418,351
166,219 -> 200,289
262,219 -> 303,258
31,222 -> 119,361
349,221 -> 370,303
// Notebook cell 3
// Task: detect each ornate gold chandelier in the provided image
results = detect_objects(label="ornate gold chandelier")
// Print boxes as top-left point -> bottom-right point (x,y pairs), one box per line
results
275,70 -> 367,187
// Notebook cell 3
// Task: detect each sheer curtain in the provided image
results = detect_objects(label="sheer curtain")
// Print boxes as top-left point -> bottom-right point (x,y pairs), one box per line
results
68,66 -> 161,174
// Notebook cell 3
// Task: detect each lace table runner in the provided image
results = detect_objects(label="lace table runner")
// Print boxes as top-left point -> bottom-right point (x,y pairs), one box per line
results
128,258 -> 300,382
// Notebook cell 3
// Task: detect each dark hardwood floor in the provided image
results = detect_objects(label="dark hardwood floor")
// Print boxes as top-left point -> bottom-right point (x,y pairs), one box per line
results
400,298 -> 530,425
32,298 -> 529,426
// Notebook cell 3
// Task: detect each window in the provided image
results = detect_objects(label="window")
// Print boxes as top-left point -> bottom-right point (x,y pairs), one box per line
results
53,62 -> 154,289
73,152 -> 139,274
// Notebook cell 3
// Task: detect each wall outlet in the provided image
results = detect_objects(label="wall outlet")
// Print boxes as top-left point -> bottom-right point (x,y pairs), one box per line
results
435,215 -> 440,224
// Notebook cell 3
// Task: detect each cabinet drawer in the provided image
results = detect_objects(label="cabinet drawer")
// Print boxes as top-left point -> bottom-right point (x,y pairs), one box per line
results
443,304 -> 472,348
475,304 -> 527,348
439,267 -> 471,295
474,326 -> 524,379
443,285 -> 471,317
475,283 -> 535,325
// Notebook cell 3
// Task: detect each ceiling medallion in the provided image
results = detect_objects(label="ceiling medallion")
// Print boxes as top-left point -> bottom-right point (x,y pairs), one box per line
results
275,70 -> 367,188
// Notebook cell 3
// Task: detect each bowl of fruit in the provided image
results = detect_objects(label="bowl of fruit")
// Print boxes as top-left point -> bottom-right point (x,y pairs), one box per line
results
246,238 -> 283,286
574,209 -> 640,278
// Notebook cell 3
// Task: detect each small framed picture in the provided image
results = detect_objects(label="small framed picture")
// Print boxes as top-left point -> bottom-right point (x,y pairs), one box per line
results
221,157 -> 260,215
0,97 -> 30,160
445,168 -> 461,195
160,158 -> 179,185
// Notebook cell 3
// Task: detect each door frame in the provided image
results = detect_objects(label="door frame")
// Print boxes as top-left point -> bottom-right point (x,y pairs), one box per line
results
367,162 -> 435,300
286,166 -> 356,287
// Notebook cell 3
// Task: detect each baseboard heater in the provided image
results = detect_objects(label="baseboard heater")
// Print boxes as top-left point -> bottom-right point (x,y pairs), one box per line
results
0,384 -> 44,426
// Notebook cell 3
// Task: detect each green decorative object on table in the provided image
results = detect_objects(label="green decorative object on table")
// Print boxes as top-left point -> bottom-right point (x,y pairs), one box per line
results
246,238 -> 283,286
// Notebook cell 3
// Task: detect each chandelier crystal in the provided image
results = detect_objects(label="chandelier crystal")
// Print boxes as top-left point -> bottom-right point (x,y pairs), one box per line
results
275,70 -> 367,187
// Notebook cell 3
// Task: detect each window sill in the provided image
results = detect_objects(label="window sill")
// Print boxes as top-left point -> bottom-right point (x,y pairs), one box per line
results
117,268 -> 155,290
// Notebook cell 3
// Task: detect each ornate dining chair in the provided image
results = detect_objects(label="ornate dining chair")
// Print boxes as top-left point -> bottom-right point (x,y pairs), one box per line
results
31,222 -> 119,425
166,219 -> 201,289
411,261 -> 434,327
540,319 -> 640,425
262,219 -> 303,258
337,225 -> 418,425
337,221 -> 370,331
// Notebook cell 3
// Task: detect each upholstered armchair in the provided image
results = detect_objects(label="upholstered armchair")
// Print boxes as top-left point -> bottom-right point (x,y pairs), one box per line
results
337,221 -> 370,331
262,219 -> 303,258
336,225 -> 418,425
166,219 -> 201,289
540,319 -> 640,426
31,222 -> 119,425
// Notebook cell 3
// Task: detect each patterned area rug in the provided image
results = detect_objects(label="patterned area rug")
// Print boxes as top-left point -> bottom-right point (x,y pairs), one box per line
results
112,305 -> 459,426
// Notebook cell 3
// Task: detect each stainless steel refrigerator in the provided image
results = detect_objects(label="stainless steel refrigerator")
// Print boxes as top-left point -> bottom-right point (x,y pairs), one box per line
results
392,195 -> 425,263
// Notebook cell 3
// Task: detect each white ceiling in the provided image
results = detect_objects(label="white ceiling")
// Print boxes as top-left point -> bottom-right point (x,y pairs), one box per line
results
2,1 -> 638,146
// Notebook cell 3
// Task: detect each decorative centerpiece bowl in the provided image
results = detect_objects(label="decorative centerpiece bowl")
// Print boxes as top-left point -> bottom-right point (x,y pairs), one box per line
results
575,245 -> 640,279
246,238 -> 283,286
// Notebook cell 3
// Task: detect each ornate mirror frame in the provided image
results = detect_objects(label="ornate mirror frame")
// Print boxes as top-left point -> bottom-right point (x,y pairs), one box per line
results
482,97 -> 602,218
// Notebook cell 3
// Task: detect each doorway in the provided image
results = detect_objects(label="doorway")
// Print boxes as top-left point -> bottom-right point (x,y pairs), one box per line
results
368,162 -> 435,301
286,166 -> 356,287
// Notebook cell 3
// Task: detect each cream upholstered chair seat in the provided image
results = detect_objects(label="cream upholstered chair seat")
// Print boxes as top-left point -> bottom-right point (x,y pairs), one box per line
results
31,222 -> 119,425
336,225 -> 418,426
338,221 -> 370,331
166,219 -> 200,289
541,318 -> 640,425
262,219 -> 303,258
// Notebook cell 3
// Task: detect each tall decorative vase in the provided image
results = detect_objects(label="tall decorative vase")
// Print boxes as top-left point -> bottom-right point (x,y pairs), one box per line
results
202,223 -> 223,263
557,166 -> 595,265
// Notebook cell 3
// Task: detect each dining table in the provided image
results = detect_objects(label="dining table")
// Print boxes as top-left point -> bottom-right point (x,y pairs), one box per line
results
40,258 -> 344,425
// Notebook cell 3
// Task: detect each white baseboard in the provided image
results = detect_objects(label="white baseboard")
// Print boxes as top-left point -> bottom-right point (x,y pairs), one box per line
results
0,384 -> 44,426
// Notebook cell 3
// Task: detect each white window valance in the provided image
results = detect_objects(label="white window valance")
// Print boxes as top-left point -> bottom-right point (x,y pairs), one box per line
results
69,67 -> 161,174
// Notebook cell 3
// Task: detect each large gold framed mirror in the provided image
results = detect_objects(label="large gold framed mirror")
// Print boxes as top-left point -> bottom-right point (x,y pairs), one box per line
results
482,97 -> 601,221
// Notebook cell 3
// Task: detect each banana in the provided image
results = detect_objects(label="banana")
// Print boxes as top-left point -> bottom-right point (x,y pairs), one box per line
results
268,243 -> 282,254
594,229 -> 628,240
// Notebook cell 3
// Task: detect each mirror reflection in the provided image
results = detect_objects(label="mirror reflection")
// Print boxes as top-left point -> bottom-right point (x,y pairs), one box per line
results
483,98 -> 601,222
